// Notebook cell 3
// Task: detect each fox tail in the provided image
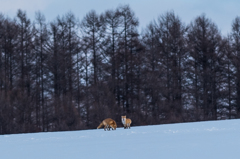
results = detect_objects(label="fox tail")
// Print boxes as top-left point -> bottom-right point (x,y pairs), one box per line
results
97,122 -> 103,129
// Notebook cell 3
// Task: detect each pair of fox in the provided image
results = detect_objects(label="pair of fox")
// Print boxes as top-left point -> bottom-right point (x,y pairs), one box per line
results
97,116 -> 131,131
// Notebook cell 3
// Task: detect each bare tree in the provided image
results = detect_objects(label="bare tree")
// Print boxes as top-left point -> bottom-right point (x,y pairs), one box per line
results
142,11 -> 187,123
187,14 -> 223,120
118,5 -> 139,114
34,11 -> 48,131
231,17 -> 240,117
102,8 -> 122,99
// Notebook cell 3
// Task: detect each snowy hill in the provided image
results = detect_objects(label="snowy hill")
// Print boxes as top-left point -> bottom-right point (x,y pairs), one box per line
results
1,119 -> 240,159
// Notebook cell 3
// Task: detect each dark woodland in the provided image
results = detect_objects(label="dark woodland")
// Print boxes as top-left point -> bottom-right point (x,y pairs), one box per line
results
0,5 -> 240,134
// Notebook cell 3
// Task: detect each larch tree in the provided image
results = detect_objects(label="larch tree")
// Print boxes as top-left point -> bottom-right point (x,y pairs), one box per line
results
187,15 -> 222,120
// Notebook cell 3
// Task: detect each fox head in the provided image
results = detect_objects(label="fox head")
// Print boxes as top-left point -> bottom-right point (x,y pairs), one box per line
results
121,116 -> 126,124
112,123 -> 117,130
121,116 -> 126,119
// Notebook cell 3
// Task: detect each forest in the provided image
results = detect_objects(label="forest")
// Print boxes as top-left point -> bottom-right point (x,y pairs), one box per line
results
0,5 -> 240,134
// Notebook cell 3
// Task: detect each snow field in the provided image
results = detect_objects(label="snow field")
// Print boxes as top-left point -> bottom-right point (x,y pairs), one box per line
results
1,119 -> 240,159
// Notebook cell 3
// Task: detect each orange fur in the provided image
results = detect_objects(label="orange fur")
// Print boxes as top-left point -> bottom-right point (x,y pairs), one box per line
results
97,118 -> 117,131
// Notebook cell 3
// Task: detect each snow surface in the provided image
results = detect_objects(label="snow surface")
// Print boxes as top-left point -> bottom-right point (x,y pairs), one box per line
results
1,119 -> 240,159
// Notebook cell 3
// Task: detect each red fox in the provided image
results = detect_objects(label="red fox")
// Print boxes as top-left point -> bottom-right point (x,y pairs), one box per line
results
121,116 -> 132,129
97,118 -> 117,131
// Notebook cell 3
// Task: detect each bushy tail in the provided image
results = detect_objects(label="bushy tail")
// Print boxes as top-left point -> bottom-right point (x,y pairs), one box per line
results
97,122 -> 103,129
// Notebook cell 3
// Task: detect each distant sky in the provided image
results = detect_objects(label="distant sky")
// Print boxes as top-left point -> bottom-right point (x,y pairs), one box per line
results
0,0 -> 239,35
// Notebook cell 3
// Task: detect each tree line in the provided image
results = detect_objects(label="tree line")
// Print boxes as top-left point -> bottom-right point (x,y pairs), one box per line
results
0,5 -> 240,134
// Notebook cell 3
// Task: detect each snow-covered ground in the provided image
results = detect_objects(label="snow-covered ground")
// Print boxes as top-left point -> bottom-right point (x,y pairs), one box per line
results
1,119 -> 240,159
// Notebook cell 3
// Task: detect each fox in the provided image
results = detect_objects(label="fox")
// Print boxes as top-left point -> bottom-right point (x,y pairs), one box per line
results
97,118 -> 117,131
121,116 -> 132,129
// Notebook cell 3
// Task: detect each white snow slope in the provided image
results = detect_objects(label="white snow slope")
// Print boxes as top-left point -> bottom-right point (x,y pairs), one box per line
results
1,119 -> 240,159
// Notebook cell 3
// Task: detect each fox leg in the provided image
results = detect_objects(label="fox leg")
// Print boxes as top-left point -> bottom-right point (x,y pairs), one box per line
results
127,123 -> 130,129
